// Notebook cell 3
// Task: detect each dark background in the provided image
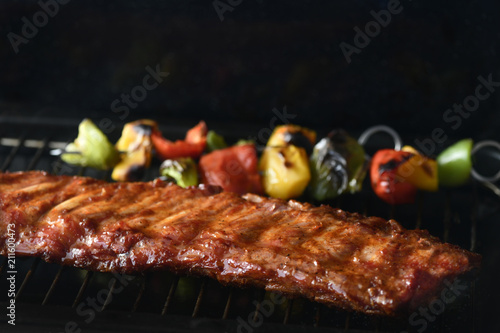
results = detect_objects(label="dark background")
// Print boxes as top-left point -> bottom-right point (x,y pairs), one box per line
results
1,0 -> 499,144
1,0 -> 500,332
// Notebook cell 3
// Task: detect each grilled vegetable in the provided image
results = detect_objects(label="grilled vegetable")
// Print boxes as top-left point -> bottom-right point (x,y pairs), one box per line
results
111,120 -> 157,181
160,158 -> 198,188
259,145 -> 310,199
235,139 -> 255,146
61,119 -> 120,170
206,130 -> 228,152
308,130 -> 367,201
371,149 -> 417,205
199,144 -> 263,195
267,124 -> 316,154
437,139 -> 473,187
400,146 -> 438,191
152,121 -> 207,160
309,138 -> 348,201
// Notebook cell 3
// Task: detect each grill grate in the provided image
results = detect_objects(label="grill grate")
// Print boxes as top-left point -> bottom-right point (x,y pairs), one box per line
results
0,132 -> 485,333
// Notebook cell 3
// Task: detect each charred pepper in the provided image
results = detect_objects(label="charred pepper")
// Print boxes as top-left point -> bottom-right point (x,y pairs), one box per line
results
160,157 -> 198,188
259,125 -> 315,199
111,120 -> 157,181
308,129 -> 368,201
370,149 -> 417,205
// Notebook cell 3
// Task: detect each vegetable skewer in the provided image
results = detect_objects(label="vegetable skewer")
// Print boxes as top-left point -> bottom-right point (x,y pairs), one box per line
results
50,119 -> 500,202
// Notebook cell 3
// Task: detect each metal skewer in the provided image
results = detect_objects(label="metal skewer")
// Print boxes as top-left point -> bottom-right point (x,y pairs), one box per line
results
471,140 -> 500,198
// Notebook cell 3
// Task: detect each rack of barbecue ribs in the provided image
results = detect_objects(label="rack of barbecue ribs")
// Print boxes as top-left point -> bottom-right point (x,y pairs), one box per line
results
0,171 -> 480,316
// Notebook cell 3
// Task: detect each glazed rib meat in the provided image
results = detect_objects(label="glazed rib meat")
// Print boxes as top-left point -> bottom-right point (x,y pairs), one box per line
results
0,171 -> 480,315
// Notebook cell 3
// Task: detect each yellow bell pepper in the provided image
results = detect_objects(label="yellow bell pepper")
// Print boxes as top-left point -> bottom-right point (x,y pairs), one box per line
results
398,146 -> 438,192
267,125 -> 316,153
112,120 -> 157,181
259,145 -> 311,200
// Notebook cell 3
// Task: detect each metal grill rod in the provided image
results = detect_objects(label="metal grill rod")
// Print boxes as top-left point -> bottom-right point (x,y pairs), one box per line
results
222,288 -> 233,320
313,306 -> 320,328
72,271 -> 93,308
15,258 -> 40,301
132,275 -> 146,312
283,299 -> 293,324
101,277 -> 117,311
42,266 -> 66,306
443,192 -> 452,243
344,313 -> 350,330
1,135 -> 25,171
252,290 -> 265,323
0,137 -> 67,150
192,279 -> 207,318
161,275 -> 179,315
27,138 -> 49,170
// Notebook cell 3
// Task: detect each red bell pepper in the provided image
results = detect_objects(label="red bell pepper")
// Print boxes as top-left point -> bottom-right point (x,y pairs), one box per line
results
199,144 -> 263,195
152,121 -> 207,160
370,149 -> 417,205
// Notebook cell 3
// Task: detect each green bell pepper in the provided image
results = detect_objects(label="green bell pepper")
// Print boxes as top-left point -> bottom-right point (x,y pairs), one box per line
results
206,130 -> 228,152
61,119 -> 120,170
160,157 -> 198,188
308,129 -> 368,201
437,138 -> 473,187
